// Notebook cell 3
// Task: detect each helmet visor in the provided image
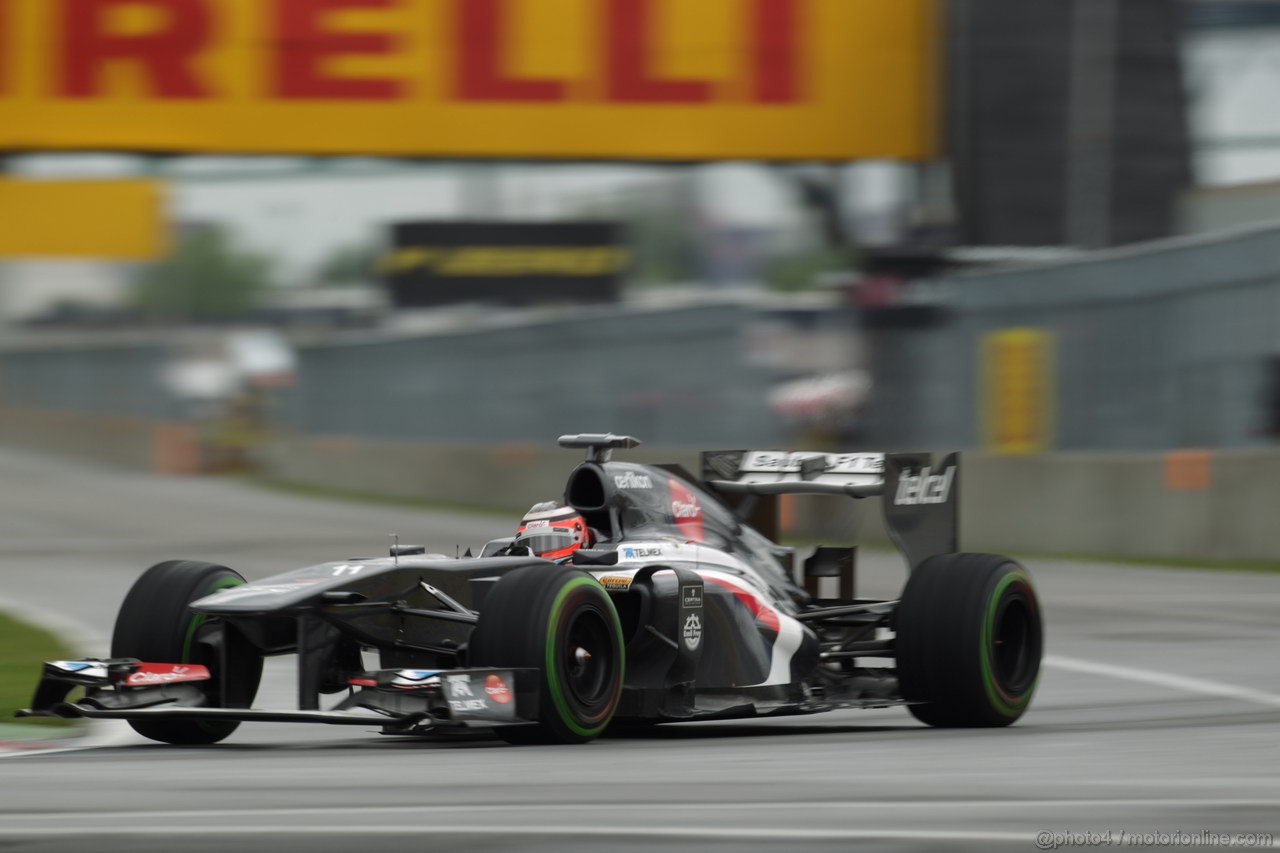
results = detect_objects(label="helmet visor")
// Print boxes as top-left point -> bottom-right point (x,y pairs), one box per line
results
515,528 -> 578,558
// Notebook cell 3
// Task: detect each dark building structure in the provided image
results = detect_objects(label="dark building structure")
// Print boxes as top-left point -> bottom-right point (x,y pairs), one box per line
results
947,0 -> 1193,247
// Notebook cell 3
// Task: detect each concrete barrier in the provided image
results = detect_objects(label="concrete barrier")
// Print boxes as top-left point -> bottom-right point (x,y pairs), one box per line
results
1,413 -> 1274,563
959,450 -> 1278,561
0,406 -> 202,474
0,406 -> 157,470
1206,449 -> 1280,561
961,452 -> 1200,557
260,435 -> 1280,563
260,432 -> 703,514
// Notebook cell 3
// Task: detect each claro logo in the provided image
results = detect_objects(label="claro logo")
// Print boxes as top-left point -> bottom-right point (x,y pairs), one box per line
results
672,500 -> 700,519
484,673 -> 512,705
668,478 -> 705,542
894,467 -> 955,506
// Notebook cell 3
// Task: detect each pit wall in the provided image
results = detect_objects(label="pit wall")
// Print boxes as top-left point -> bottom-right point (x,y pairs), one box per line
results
259,434 -> 1280,563
0,410 -> 1266,562
0,405 -> 202,474
260,432 -> 703,513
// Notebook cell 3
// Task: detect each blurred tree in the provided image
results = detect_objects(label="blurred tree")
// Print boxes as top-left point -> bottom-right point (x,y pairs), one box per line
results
766,165 -> 860,290
781,165 -> 852,252
625,207 -> 700,285
570,201 -> 700,287
315,242 -> 381,287
764,246 -> 851,292
132,228 -> 272,320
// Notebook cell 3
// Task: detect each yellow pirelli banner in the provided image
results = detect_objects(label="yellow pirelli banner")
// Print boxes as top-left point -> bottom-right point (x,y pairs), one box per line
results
0,0 -> 939,161
982,328 -> 1055,455
0,178 -> 166,258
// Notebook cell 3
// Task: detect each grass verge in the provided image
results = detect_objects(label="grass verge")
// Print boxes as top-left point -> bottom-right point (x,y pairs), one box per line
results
0,610 -> 81,731
1009,550 -> 1280,575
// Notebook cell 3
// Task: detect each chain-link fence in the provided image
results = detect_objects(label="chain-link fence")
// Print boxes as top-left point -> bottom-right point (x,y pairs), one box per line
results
275,302 -> 782,447
0,340 -> 176,419
10,221 -> 1276,457
864,224 -> 1280,451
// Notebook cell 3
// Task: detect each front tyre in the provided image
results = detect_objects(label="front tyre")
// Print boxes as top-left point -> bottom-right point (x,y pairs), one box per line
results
895,553 -> 1042,727
110,560 -> 263,745
469,567 -> 624,744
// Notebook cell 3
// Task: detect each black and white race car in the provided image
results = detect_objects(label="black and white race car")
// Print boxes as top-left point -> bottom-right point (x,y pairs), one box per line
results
20,434 -> 1043,744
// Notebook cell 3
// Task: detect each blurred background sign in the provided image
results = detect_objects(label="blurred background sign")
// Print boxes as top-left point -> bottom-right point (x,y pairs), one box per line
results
382,222 -> 628,308
0,0 -> 938,161
0,178 -> 165,259
982,328 -> 1054,455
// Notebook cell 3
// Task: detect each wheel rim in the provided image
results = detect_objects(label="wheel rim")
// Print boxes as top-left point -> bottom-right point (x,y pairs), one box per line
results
562,606 -> 614,710
992,591 -> 1038,694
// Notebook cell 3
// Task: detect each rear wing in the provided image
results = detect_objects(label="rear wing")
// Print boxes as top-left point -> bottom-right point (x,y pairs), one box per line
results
700,450 -> 960,572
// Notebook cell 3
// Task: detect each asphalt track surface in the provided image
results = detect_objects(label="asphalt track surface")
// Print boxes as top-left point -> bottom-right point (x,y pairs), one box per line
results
0,447 -> 1278,852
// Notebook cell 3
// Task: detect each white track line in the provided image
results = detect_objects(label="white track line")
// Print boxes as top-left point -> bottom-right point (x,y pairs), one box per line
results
1045,654 -> 1280,709
12,644 -> 1279,759
0,721 -> 134,759
1,799 -> 1276,825
0,825 -> 1274,847
0,826 -> 1023,842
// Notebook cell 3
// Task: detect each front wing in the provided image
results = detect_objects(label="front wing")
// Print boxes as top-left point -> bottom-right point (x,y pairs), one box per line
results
17,659 -> 540,733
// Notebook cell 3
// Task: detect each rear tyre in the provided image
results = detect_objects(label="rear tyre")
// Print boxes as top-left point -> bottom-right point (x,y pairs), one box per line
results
895,553 -> 1042,727
469,567 -> 624,744
110,560 -> 263,745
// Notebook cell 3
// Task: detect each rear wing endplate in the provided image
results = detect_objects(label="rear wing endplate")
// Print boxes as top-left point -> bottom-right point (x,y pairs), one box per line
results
700,450 -> 959,571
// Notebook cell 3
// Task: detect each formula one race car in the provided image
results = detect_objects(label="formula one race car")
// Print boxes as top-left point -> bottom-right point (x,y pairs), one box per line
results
20,434 -> 1043,745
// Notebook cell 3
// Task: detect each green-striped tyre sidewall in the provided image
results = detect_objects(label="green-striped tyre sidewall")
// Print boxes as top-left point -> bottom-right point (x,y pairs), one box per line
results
896,553 -> 1043,727
469,566 -> 626,744
110,560 -> 262,745
542,575 -> 626,739
979,568 -> 1039,718
181,574 -> 244,663
182,573 -> 248,738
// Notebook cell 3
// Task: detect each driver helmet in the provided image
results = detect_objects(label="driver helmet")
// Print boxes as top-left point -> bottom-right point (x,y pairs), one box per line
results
514,502 -> 590,561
